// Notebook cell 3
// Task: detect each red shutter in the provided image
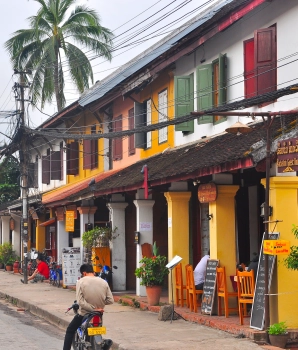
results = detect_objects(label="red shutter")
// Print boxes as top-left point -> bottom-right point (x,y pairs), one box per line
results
244,38 -> 255,98
67,141 -> 79,175
91,126 -> 98,169
83,139 -> 92,169
128,108 -> 135,155
51,151 -> 61,180
113,116 -> 122,161
254,26 -> 276,95
42,155 -> 50,184
60,148 -> 64,181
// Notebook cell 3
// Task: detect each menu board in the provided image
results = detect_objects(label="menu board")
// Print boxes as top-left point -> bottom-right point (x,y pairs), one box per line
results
250,232 -> 279,330
201,259 -> 219,315
62,247 -> 81,286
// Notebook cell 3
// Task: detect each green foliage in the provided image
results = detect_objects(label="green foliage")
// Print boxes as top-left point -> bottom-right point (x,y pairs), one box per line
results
135,242 -> 169,287
0,156 -> 20,204
268,321 -> 287,335
5,0 -> 114,111
0,243 -> 18,266
284,224 -> 298,270
82,226 -> 118,249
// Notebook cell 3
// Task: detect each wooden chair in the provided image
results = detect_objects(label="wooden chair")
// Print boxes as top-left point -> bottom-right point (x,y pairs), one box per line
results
216,266 -> 238,317
236,270 -> 255,325
175,262 -> 186,307
186,265 -> 203,313
185,263 -> 191,308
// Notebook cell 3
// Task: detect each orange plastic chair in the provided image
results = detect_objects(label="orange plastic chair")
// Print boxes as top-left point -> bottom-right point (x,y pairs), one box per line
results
236,270 -> 255,325
184,263 -> 191,308
175,262 -> 186,307
216,266 -> 238,317
186,265 -> 203,313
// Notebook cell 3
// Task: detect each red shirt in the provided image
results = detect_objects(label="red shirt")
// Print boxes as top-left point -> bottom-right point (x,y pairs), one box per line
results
37,261 -> 50,279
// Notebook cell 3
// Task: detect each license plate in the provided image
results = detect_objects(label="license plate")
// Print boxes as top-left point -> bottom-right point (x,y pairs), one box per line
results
87,327 -> 106,336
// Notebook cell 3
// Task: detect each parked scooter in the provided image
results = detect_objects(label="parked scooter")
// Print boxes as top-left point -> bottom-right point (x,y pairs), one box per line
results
66,300 -> 113,350
93,256 -> 118,287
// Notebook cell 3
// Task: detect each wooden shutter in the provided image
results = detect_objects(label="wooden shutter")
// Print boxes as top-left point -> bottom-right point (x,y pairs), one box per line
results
175,75 -> 194,132
113,116 -> 122,160
128,108 -> 135,155
83,139 -> 92,169
51,151 -> 61,180
158,90 -> 168,143
244,38 -> 255,98
60,147 -> 64,180
254,26 -> 276,95
218,54 -> 227,105
197,64 -> 213,124
135,101 -> 146,149
42,155 -> 50,184
67,141 -> 79,175
34,161 -> 38,187
91,126 -> 98,169
146,99 -> 152,149
28,162 -> 37,188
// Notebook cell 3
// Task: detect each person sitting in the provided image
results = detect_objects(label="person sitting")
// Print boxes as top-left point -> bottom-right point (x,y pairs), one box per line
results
194,250 -> 210,290
20,253 -> 50,283
247,252 -> 259,280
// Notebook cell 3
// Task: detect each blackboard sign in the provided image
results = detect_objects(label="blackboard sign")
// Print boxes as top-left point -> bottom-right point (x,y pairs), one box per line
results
201,259 -> 219,315
250,232 -> 279,330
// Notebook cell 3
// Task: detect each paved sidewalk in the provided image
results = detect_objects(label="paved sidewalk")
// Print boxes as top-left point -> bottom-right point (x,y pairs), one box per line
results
0,270 -> 294,349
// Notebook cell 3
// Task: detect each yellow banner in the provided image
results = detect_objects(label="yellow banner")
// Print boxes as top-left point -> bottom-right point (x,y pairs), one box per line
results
65,210 -> 75,232
263,240 -> 290,255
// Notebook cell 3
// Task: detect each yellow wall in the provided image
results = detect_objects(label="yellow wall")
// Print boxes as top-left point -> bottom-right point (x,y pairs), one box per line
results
263,177 -> 298,327
140,70 -> 174,158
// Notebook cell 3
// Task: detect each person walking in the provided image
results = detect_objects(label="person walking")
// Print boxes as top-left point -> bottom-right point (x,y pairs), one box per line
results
63,263 -> 114,350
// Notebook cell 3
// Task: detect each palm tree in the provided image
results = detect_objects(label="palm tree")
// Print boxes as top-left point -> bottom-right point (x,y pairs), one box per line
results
5,0 -> 113,112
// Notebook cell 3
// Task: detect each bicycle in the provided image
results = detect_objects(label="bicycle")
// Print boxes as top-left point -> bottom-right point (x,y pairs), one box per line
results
49,261 -> 62,287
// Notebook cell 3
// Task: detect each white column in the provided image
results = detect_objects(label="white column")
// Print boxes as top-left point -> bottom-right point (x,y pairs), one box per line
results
107,201 -> 128,291
11,215 -> 21,257
57,220 -> 68,263
2,216 -> 10,243
133,197 -> 155,297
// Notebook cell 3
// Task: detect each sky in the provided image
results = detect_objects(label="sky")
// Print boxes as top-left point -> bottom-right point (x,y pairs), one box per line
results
0,0 -> 216,145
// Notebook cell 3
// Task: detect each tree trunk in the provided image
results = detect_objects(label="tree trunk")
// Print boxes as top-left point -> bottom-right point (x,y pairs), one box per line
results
54,48 -> 62,112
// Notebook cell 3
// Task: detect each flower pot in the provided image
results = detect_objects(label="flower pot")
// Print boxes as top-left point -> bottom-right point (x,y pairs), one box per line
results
13,261 -> 19,273
146,285 -> 162,306
5,265 -> 13,271
269,333 -> 288,349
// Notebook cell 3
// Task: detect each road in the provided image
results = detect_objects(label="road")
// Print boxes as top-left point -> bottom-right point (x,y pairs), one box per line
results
0,298 -> 64,349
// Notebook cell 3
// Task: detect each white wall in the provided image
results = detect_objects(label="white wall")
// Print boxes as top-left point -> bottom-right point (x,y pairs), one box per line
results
174,1 -> 298,146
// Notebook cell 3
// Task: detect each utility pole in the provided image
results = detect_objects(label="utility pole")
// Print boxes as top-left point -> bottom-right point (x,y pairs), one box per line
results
14,69 -> 31,284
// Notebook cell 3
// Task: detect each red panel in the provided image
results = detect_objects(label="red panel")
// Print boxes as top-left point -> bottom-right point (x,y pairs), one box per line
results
244,38 -> 255,98
83,139 -> 92,169
254,26 -> 276,95
113,116 -> 123,161
128,108 -> 135,155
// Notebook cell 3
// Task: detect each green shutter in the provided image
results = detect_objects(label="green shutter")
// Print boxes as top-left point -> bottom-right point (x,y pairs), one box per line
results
174,75 -> 194,132
219,53 -> 227,106
197,64 -> 213,124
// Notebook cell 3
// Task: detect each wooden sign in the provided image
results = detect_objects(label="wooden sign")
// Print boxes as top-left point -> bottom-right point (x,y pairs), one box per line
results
250,232 -> 279,330
56,207 -> 64,221
9,218 -> 15,230
201,259 -> 219,315
65,210 -> 75,232
198,183 -> 217,203
263,240 -> 290,255
67,204 -> 77,219
277,138 -> 298,173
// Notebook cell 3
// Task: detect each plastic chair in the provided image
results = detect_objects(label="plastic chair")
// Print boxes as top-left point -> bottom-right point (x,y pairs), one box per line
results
236,270 -> 255,325
216,266 -> 238,317
186,265 -> 203,313
175,262 -> 186,307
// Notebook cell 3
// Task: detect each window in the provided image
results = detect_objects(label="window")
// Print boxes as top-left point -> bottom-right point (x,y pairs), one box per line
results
197,53 -> 227,124
128,108 -> 135,155
42,148 -> 50,184
244,26 -> 276,99
51,148 -> 62,180
158,90 -> 168,143
83,126 -> 98,170
113,115 -> 122,160
134,100 -> 151,149
67,141 -> 79,175
175,74 -> 194,133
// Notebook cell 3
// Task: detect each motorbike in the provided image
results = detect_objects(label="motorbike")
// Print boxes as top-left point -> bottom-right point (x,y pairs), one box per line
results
66,301 -> 113,350
92,256 -> 117,287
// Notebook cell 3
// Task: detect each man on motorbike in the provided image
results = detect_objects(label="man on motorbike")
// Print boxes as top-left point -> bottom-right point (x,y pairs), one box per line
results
63,263 -> 114,350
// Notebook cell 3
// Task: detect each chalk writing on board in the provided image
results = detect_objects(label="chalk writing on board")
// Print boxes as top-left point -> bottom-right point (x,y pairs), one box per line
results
201,259 -> 219,315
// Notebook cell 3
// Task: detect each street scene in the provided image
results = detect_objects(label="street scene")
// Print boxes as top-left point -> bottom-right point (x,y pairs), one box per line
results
0,0 -> 298,349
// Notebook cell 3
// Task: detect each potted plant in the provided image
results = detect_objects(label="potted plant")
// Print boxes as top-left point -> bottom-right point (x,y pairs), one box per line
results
0,243 -> 18,271
284,224 -> 298,270
268,321 -> 288,348
135,242 -> 169,306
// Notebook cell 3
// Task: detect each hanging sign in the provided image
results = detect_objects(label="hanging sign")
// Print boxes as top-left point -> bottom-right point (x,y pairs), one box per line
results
263,240 -> 290,255
277,138 -> 298,173
9,218 -> 15,230
65,211 -> 75,232
56,207 -> 64,221
198,183 -> 217,203
67,205 -> 77,219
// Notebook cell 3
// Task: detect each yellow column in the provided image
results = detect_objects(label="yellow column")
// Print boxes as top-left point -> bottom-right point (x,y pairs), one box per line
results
164,192 -> 191,302
263,177 -> 298,327
36,218 -> 46,251
209,185 -> 239,285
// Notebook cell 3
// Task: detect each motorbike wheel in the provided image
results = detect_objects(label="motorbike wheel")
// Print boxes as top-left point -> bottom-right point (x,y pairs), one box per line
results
89,336 -> 103,350
56,271 -> 61,287
72,333 -> 83,350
